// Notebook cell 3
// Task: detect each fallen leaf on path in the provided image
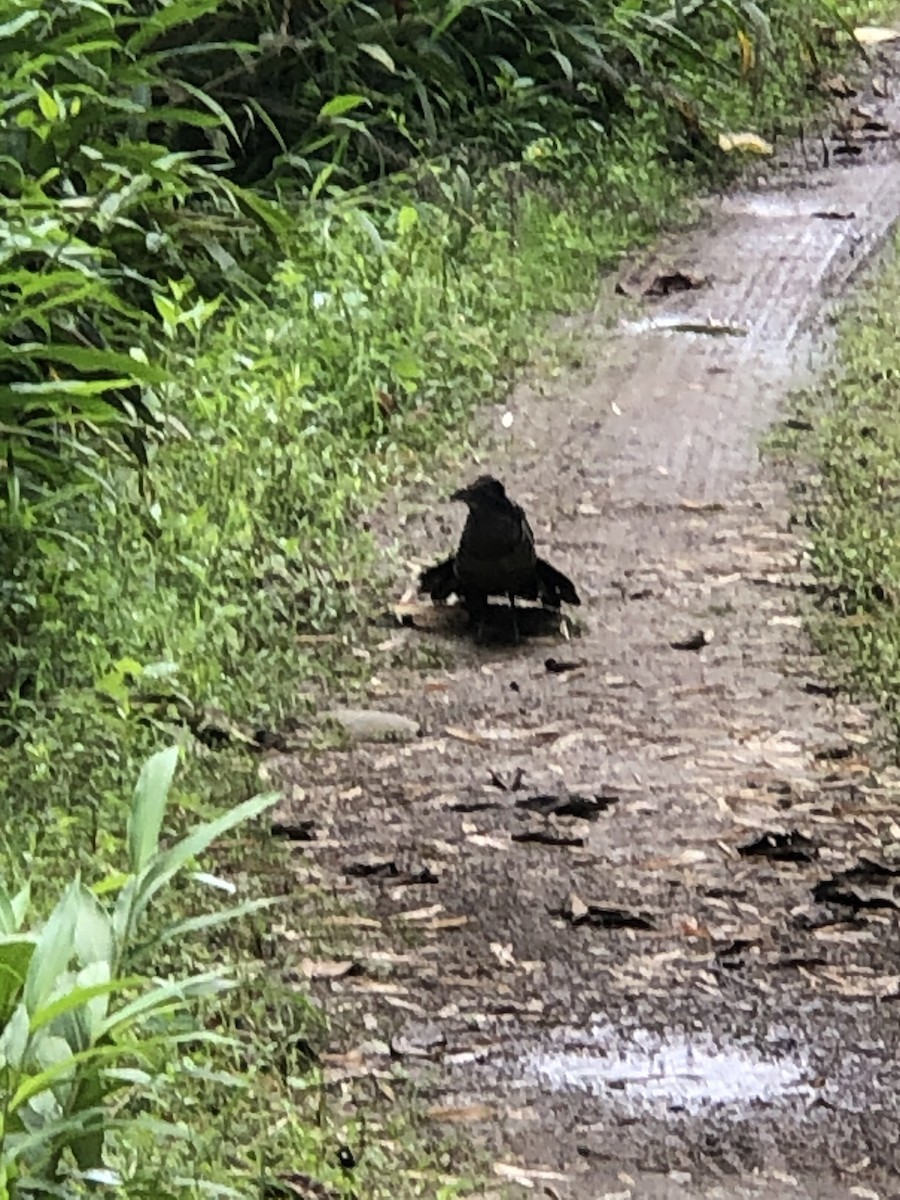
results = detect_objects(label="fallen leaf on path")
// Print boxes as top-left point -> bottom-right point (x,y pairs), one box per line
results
468,833 -> 510,850
813,858 -> 900,910
344,856 -> 400,879
853,24 -> 900,44
670,629 -> 714,651
545,656 -> 585,674
738,831 -> 818,863
488,766 -> 526,791
647,269 -> 709,297
449,797 -> 502,813
444,726 -> 489,745
515,791 -> 619,819
560,892 -> 655,931
271,819 -> 316,841
298,958 -> 362,980
349,980 -> 409,996
833,143 -> 864,157
390,1029 -> 445,1057
615,268 -> 709,299
818,72 -> 856,97
493,1163 -> 569,1187
490,941 -> 517,968
512,829 -> 586,848
398,903 -> 444,921
322,914 -> 381,929
426,1103 -> 494,1122
805,967 -> 900,999
679,498 -> 725,512
423,915 -> 469,930
447,723 -> 563,746
718,130 -> 773,154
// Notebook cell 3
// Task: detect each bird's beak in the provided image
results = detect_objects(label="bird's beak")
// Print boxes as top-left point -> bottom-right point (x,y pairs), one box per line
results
450,485 -> 471,504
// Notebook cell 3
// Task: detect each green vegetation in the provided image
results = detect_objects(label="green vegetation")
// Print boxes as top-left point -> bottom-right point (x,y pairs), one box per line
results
0,747 -> 277,1195
791,232 -> 900,736
0,0 -> 884,1193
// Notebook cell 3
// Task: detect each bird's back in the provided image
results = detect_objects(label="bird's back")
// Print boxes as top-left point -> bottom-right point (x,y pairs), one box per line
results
455,497 -> 537,596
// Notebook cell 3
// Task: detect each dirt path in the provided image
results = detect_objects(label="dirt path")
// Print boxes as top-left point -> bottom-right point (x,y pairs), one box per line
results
273,62 -> 900,1200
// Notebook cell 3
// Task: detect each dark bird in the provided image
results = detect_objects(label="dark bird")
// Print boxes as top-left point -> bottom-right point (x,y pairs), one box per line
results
418,475 -> 580,638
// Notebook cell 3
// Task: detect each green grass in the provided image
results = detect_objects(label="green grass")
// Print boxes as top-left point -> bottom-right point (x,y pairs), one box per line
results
785,230 -> 900,737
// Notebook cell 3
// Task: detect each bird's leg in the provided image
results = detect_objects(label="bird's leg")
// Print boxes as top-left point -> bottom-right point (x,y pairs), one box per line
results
507,593 -> 520,645
465,590 -> 490,643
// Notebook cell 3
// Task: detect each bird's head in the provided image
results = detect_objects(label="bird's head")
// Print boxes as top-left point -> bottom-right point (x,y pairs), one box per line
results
450,475 -> 507,509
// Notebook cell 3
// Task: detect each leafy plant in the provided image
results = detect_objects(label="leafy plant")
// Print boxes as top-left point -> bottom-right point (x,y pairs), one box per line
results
0,0 -> 285,522
0,745 -> 278,1195
156,0 -> 856,187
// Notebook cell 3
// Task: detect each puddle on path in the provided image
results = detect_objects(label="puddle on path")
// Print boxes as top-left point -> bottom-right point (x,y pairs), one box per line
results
506,1022 -> 817,1116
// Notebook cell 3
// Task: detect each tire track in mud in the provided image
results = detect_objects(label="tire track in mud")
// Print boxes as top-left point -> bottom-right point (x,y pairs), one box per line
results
272,65 -> 900,1200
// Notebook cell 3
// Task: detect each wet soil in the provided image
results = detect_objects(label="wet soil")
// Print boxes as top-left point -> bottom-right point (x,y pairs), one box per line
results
271,54 -> 900,1200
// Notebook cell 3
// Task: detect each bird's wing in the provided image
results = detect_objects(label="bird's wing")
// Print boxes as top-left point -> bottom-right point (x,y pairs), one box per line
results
535,557 -> 581,606
512,501 -> 537,555
419,556 -> 458,600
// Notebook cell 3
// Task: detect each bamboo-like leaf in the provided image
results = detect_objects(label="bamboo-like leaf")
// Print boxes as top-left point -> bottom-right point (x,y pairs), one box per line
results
127,745 -> 178,876
140,896 -> 280,955
30,975 -> 141,1036
23,881 -> 81,1016
128,791 -> 279,924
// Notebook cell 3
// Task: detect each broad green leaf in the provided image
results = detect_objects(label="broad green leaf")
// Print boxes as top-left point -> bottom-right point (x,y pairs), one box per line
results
7,343 -> 166,382
0,884 -> 16,934
359,42 -> 396,72
126,0 -> 221,53
549,48 -> 573,80
91,872 -> 128,902
0,10 -> 39,38
111,876 -> 138,946
10,1037 -> 146,1111
68,1063 -> 107,1170
23,881 -> 80,1016
170,77 -> 239,142
352,209 -> 385,254
33,1032 -> 75,1077
34,85 -> 59,121
31,973 -> 136,1038
0,1002 -> 29,1069
319,94 -> 369,119
72,886 -> 114,970
127,746 -> 178,875
8,378 -> 136,397
2,1106 -> 109,1165
397,205 -> 419,235
10,882 -> 31,927
392,349 -> 424,381
0,938 -> 36,1017
99,971 -> 234,1035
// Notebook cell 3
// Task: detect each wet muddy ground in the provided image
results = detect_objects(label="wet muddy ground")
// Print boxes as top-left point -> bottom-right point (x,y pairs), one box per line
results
271,50 -> 900,1200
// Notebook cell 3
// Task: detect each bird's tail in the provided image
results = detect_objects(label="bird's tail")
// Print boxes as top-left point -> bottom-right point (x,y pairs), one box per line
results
418,556 -> 458,601
536,557 -> 581,607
